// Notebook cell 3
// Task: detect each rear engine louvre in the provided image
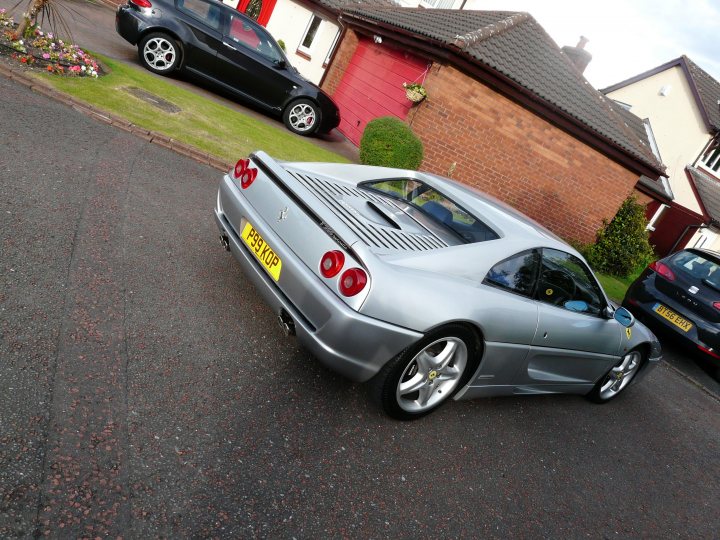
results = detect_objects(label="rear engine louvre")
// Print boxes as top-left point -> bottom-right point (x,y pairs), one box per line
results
286,170 -> 448,252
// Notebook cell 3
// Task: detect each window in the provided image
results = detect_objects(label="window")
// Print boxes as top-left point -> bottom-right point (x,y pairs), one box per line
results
361,178 -> 499,243
700,137 -> 720,174
670,250 -> 720,286
297,15 -> 322,56
227,14 -> 283,63
484,250 -> 540,297
177,0 -> 224,31
536,249 -> 604,315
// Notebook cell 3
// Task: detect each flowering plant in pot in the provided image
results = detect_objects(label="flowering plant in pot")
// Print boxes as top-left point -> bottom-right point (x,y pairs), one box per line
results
403,82 -> 427,103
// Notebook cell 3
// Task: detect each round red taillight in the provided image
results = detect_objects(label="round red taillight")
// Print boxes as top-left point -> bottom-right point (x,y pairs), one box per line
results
320,250 -> 345,278
339,268 -> 368,297
130,0 -> 152,7
233,158 -> 257,189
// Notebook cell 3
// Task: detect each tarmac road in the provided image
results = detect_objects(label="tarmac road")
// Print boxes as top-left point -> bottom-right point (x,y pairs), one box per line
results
1,74 -> 720,538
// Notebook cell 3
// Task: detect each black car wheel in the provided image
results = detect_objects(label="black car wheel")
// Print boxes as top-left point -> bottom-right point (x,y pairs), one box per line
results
139,33 -> 181,74
371,324 -> 479,420
283,99 -> 321,136
587,348 -> 644,403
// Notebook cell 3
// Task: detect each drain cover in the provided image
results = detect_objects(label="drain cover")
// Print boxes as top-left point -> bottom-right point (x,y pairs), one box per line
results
125,87 -> 181,113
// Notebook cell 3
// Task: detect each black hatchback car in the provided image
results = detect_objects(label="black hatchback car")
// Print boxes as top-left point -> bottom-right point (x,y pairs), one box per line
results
115,0 -> 340,136
624,248 -> 720,369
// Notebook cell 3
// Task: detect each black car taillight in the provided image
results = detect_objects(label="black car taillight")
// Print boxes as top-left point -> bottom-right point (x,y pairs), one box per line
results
649,260 -> 676,281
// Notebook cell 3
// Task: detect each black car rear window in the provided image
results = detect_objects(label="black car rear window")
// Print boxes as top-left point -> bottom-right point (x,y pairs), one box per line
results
360,179 -> 499,244
669,250 -> 720,288
177,0 -> 224,31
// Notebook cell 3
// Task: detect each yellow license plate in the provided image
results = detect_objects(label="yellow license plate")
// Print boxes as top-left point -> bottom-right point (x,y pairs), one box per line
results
240,221 -> 282,281
654,303 -> 693,332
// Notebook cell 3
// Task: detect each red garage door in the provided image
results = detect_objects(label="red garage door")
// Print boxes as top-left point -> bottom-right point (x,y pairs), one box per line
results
334,38 -> 430,146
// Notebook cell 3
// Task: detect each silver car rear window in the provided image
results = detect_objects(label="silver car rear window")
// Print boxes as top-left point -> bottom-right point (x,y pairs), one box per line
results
361,179 -> 499,244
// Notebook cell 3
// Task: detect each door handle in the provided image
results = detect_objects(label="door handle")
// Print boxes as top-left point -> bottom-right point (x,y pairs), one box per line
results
224,42 -> 237,51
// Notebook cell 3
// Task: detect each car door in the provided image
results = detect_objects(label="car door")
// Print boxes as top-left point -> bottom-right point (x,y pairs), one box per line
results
175,0 -> 225,78
519,248 -> 623,387
216,13 -> 295,110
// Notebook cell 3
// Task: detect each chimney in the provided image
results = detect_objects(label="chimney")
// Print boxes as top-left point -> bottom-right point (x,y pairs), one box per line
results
562,36 -> 592,74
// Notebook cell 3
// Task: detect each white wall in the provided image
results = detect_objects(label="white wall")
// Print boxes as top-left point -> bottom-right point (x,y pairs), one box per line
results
219,0 -> 339,84
606,66 -> 711,214
265,0 -> 340,84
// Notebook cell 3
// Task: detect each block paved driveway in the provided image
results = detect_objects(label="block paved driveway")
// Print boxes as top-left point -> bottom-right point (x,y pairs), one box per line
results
2,75 -> 720,538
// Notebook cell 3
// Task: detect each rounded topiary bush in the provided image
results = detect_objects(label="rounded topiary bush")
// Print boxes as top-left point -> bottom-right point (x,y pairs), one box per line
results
586,196 -> 656,277
359,116 -> 424,170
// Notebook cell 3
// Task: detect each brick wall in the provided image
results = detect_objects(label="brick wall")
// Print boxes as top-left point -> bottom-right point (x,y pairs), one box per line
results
321,28 -> 358,96
323,32 -> 642,245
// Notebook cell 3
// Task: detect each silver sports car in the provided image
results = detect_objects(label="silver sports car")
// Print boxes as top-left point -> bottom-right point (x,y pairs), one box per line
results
215,152 -> 662,420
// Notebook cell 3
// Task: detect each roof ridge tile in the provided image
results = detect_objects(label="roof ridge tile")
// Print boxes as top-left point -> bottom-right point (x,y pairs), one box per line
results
452,12 -> 529,49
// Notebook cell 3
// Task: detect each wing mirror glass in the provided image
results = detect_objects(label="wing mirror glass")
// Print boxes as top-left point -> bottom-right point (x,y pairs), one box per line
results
613,306 -> 635,328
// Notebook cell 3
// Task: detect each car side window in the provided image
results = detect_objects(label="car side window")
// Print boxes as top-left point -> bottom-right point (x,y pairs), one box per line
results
483,250 -> 540,297
536,249 -> 604,315
227,14 -> 284,64
177,0 -> 224,31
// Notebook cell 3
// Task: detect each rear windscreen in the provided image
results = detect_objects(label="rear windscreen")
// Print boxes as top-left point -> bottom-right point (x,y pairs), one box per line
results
669,250 -> 720,288
361,179 -> 499,243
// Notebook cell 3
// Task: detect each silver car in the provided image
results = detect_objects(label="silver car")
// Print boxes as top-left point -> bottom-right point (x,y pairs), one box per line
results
214,152 -> 662,420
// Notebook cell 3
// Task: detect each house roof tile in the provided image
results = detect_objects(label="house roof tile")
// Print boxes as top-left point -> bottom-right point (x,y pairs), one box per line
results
688,167 -> 720,223
342,7 -> 664,175
684,57 -> 720,132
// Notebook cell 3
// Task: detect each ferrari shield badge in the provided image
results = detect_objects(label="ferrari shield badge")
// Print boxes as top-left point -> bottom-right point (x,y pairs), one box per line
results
626,327 -> 632,340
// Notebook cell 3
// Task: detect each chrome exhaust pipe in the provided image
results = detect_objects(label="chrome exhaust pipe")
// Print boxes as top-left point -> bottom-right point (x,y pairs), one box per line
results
277,309 -> 296,337
219,234 -> 230,251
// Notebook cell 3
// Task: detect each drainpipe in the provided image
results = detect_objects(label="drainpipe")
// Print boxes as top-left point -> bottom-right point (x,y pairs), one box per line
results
669,224 -> 705,254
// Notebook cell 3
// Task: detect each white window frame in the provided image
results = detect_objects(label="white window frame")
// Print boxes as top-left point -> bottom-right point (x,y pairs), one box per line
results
297,14 -> 323,57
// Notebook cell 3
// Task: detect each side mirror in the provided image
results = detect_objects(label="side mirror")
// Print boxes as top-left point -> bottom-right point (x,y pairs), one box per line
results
613,306 -> 635,328
274,59 -> 287,69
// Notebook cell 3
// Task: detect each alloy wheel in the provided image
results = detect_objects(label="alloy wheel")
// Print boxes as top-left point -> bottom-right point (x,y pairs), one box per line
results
287,103 -> 316,132
143,37 -> 176,71
395,337 -> 468,413
598,350 -> 642,400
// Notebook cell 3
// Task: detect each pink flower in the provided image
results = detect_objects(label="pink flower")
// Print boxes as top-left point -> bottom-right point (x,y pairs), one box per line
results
42,53 -> 50,59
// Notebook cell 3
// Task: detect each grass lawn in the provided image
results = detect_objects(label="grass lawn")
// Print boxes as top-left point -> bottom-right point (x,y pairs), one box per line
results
36,54 -> 350,164
597,267 -> 644,303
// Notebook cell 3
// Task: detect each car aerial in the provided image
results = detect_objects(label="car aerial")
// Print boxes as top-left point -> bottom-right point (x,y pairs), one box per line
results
115,0 -> 340,136
215,152 -> 662,420
624,248 -> 720,374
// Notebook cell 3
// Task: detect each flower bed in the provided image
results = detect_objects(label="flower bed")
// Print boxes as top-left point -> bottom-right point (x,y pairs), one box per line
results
0,8 -> 101,77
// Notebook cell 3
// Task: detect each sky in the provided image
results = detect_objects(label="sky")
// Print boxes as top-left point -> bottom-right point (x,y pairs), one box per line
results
464,0 -> 720,89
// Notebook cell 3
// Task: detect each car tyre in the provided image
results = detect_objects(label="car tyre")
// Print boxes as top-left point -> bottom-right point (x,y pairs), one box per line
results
587,348 -> 644,403
371,324 -> 479,420
283,98 -> 321,136
139,32 -> 181,75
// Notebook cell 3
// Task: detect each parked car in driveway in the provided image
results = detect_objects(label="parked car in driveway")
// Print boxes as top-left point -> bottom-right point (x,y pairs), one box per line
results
624,248 -> 720,373
115,0 -> 340,135
215,153 -> 662,419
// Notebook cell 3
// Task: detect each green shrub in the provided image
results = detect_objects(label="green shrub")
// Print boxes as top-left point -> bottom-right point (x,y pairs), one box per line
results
277,39 -> 286,52
586,196 -> 656,277
359,116 -> 424,170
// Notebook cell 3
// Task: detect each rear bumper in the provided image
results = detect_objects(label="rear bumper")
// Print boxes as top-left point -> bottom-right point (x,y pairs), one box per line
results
214,178 -> 422,382
116,5 -> 144,45
624,277 -> 720,365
